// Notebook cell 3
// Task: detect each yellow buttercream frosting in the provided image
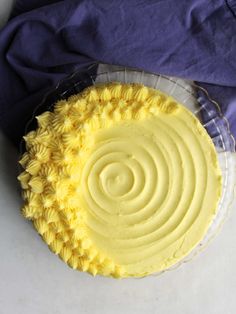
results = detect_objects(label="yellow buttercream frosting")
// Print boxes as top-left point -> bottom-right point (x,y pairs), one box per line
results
18,83 -> 222,278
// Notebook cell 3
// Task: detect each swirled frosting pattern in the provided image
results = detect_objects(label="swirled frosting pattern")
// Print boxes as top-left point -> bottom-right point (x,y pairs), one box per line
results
18,83 -> 222,278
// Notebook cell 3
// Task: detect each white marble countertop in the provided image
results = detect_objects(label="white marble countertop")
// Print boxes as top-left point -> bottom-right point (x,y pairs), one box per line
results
0,1 -> 236,313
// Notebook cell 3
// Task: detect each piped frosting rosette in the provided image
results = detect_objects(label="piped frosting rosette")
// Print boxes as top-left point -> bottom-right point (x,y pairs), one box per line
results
18,83 -> 222,278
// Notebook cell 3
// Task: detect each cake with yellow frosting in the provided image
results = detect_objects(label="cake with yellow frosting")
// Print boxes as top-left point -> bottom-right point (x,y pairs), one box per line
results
18,83 -> 222,278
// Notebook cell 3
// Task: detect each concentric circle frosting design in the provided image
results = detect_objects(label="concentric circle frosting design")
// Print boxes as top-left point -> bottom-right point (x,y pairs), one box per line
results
18,83 -> 222,278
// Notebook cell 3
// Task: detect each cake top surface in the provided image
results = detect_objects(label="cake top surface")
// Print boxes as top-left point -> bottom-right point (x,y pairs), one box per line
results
18,83 -> 222,278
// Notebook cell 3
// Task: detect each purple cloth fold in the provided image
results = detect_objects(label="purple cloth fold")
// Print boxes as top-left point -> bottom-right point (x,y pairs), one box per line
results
0,0 -> 236,146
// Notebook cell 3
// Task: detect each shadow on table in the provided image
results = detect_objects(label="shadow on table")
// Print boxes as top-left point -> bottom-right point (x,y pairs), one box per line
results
0,131 -> 21,198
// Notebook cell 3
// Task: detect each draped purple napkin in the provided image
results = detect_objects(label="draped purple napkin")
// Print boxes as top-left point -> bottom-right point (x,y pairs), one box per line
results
0,0 -> 236,147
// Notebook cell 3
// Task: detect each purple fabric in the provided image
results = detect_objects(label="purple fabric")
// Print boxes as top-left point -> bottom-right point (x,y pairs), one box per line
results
0,0 -> 236,147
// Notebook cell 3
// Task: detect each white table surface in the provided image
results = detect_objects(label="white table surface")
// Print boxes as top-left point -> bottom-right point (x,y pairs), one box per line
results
1,1 -> 236,314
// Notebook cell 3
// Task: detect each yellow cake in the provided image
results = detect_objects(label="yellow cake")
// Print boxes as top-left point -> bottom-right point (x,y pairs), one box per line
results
18,83 -> 222,278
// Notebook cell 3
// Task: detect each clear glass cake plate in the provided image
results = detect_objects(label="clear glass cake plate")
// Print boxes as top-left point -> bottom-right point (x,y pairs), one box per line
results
21,63 -> 236,277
